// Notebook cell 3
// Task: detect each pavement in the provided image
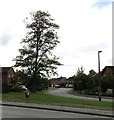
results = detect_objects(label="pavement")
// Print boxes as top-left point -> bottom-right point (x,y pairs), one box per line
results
1,101 -> 114,118
46,88 -> 112,102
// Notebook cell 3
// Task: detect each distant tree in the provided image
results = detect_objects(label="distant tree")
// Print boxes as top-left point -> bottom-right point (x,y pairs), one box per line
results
73,67 -> 93,92
76,66 -> 85,74
73,73 -> 93,92
13,11 -> 61,92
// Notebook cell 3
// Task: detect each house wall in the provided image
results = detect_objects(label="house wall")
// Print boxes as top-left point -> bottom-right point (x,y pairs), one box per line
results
7,68 -> 15,84
59,78 -> 67,84
48,77 -> 67,87
49,79 -> 58,85
2,68 -> 15,84
2,67 -> 15,93
2,73 -> 8,84
102,68 -> 114,77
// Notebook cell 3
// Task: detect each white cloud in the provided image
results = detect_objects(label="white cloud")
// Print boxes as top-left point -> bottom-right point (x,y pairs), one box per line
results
0,29 -> 13,46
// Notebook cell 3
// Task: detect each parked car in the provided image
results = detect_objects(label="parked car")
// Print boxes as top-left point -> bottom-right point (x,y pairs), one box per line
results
106,89 -> 112,95
68,84 -> 73,88
19,85 -> 27,90
55,85 -> 60,88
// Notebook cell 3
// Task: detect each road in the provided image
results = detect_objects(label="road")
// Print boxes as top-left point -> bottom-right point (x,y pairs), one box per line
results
2,105 -> 109,118
46,88 -> 112,102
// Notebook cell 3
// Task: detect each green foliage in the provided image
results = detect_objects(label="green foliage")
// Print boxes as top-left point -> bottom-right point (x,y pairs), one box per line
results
92,74 -> 114,95
73,73 -> 93,92
38,77 -> 49,91
10,85 -> 20,92
9,72 -> 29,92
74,67 -> 114,96
59,83 -> 66,88
13,10 -> 62,92
73,67 -> 93,93
26,75 -> 48,91
101,75 -> 114,94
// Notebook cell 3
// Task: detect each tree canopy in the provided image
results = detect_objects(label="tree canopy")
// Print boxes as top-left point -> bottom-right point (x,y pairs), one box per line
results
13,11 -> 62,92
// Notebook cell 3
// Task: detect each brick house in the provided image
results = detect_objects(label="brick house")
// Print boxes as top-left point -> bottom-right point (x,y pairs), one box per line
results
101,66 -> 114,95
100,66 -> 114,77
1,67 -> 15,93
94,66 -> 114,94
2,67 -> 15,84
66,76 -> 74,84
48,77 -> 67,87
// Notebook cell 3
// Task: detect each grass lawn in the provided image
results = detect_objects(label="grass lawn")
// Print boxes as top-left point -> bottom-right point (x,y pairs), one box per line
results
2,91 -> 113,111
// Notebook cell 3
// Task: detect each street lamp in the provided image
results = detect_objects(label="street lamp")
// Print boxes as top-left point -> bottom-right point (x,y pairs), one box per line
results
98,50 -> 102,102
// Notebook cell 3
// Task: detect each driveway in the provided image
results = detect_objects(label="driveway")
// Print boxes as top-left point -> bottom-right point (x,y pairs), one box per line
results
46,88 -> 112,102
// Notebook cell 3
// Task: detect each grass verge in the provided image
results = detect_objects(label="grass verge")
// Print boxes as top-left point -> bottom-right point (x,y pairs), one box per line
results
2,91 -> 113,111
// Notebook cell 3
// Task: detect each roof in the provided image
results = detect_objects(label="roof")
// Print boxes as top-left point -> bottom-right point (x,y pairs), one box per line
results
102,66 -> 114,74
2,67 -> 15,73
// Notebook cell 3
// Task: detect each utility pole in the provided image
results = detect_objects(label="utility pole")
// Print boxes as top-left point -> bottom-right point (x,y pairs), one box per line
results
98,51 -> 102,102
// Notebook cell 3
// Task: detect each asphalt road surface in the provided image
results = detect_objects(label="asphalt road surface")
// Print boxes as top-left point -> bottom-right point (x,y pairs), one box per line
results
2,105 -> 109,118
46,88 -> 112,102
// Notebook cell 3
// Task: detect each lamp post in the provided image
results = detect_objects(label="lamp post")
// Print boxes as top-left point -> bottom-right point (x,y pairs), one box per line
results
98,51 -> 102,102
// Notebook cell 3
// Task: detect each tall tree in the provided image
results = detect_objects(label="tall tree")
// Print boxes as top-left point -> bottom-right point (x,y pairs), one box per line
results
13,11 -> 61,92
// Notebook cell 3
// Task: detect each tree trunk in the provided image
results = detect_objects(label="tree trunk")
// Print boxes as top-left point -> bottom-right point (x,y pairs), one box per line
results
31,29 -> 42,92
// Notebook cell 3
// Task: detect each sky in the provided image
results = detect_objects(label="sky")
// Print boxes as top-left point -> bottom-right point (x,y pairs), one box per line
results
0,0 -> 113,78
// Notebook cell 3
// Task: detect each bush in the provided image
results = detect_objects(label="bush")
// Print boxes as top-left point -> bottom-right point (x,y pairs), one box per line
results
10,85 -> 20,92
73,73 -> 93,92
59,83 -> 66,88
